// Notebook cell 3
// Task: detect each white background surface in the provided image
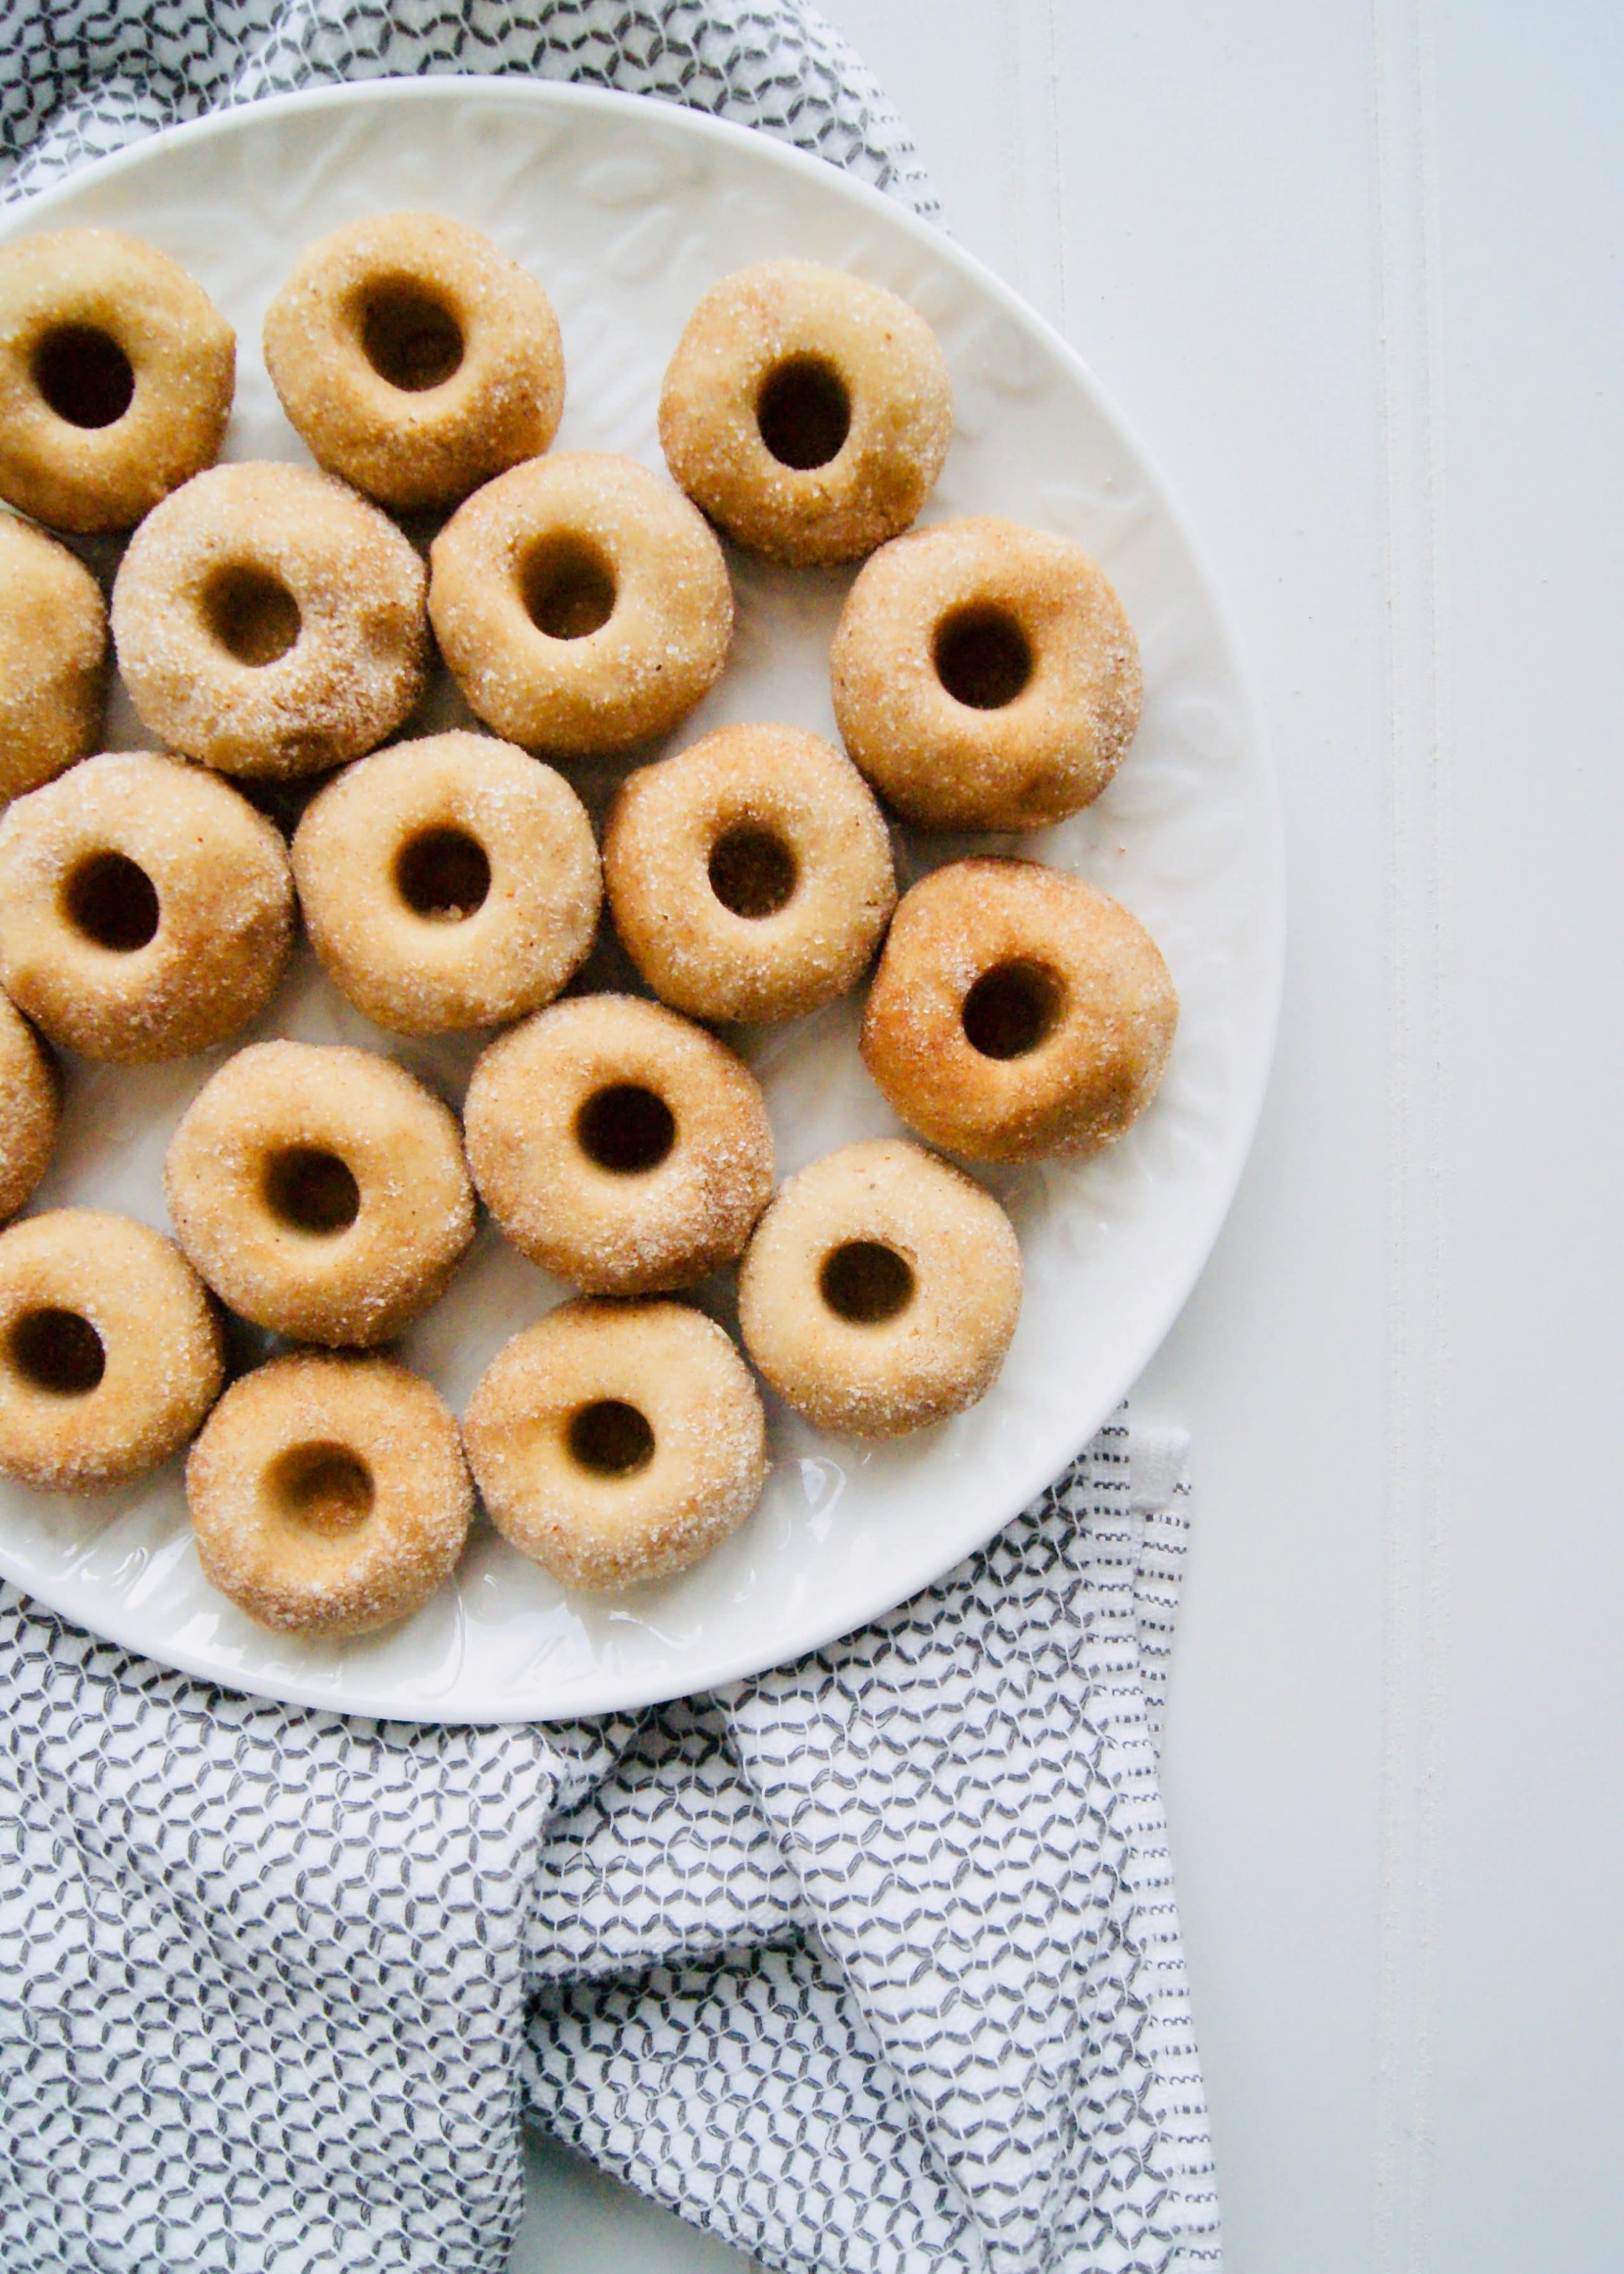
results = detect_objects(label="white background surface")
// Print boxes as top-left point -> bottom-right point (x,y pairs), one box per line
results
516,3 -> 1624,2267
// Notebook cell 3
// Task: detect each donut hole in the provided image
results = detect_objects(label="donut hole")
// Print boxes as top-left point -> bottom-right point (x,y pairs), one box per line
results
961,960 -> 1066,1060
63,851 -> 160,953
522,535 -> 617,641
32,325 -> 136,429
268,1441 -> 375,1535
395,827 -> 491,923
756,357 -> 851,470
263,1147 -> 362,1237
575,1086 -> 676,1177
203,565 -> 302,667
359,282 -> 464,392
8,1308 -> 106,1397
819,1240 -> 915,1327
566,1398 -> 655,1480
708,825 -> 797,919
934,606 -> 1034,711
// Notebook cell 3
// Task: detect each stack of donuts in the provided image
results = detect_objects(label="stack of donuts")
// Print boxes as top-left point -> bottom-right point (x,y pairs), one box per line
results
0,214 -> 1177,1640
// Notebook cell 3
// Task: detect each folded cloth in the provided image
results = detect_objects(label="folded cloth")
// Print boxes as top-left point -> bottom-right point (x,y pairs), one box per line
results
0,9 -> 1221,2269
0,1422 -> 1217,2274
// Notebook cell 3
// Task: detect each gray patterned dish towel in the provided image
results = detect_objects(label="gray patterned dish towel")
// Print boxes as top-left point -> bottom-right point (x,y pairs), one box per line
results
0,8 -> 1221,2269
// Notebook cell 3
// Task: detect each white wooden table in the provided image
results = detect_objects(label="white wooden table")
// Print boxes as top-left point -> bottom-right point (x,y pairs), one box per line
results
513,6 -> 1624,2266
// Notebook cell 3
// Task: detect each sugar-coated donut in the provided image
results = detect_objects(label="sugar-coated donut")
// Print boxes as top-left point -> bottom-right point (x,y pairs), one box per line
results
0,994 -> 57,1223
603,723 -> 896,1025
464,994 -> 773,1295
291,732 -> 600,1035
263,212 -> 565,511
0,752 -> 294,1063
164,1041 -> 474,1345
0,515 -> 105,804
111,461 -> 428,779
187,1351 -> 473,1638
737,1137 -> 1021,1438
428,452 -> 732,758
831,518 -> 1142,831
658,260 -> 952,566
464,1298 -> 766,1591
860,858 -> 1177,1162
0,1207 -> 223,1492
0,229 -> 233,532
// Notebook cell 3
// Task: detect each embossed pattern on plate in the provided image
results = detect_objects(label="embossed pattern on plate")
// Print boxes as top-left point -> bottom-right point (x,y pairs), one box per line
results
0,81 -> 1281,1721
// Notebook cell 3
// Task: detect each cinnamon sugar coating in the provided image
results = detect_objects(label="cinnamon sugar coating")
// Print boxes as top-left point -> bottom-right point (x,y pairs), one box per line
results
164,1041 -> 474,1346
464,1298 -> 766,1591
428,452 -> 732,758
860,858 -> 1177,1163
464,994 -> 773,1296
0,1207 -> 223,1492
0,752 -> 293,1063
187,1351 -> 471,1638
0,995 -> 56,1225
0,228 -> 233,533
737,1137 -> 1021,1439
604,723 -> 896,1025
0,515 -> 105,805
263,212 -> 565,511
291,731 -> 600,1035
831,517 -> 1142,831
658,259 -> 952,565
112,461 -> 428,779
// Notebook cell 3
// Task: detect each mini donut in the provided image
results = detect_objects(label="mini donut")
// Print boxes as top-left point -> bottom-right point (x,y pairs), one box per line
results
737,1137 -> 1021,1439
263,211 -> 565,511
464,1298 -> 766,1591
0,515 -> 105,804
428,452 -> 732,758
0,1207 -> 223,1492
658,259 -> 952,566
464,995 -> 773,1296
0,228 -> 233,532
164,1041 -> 475,1346
291,732 -> 600,1035
0,751 -> 294,1063
603,723 -> 896,1025
860,858 -> 1177,1162
110,461 -> 428,779
186,1352 -> 473,1638
831,517 -> 1142,831
0,994 -> 57,1223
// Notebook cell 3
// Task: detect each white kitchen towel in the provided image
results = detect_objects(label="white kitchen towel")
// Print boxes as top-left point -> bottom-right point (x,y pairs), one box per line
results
0,1422 -> 1217,2274
0,9 -> 1222,2270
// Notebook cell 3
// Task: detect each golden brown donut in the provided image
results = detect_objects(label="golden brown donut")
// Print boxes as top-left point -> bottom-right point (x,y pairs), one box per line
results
164,1041 -> 475,1345
830,518 -> 1142,831
464,994 -> 773,1295
0,994 -> 57,1223
463,1298 -> 766,1591
263,211 -> 565,511
737,1137 -> 1021,1439
0,751 -> 294,1063
110,461 -> 428,779
0,515 -> 105,803
428,452 -> 731,758
860,858 -> 1177,1162
0,1207 -> 223,1492
291,731 -> 600,1035
603,723 -> 896,1025
658,259 -> 952,565
186,1351 -> 473,1638
0,228 -> 233,532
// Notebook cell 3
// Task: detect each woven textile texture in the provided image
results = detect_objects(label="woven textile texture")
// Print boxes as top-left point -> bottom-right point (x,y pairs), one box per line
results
0,8 -> 1219,2270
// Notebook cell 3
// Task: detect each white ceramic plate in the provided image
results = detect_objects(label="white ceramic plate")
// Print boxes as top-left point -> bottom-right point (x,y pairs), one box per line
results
0,79 -> 1281,1722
